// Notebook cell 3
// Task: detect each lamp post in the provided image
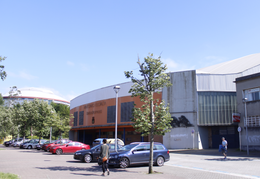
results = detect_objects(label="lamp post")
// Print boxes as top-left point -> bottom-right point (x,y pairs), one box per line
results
243,98 -> 249,155
113,86 -> 120,152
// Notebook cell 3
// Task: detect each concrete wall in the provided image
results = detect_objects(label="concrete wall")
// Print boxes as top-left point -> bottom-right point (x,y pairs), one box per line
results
163,70 -> 201,149
236,73 -> 260,150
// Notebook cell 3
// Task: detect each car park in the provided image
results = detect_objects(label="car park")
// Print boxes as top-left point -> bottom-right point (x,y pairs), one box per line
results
23,140 -> 40,149
43,139 -> 71,152
13,139 -> 29,147
36,141 -> 49,150
74,143 -> 122,163
92,138 -> 124,147
108,142 -> 170,168
50,142 -> 90,155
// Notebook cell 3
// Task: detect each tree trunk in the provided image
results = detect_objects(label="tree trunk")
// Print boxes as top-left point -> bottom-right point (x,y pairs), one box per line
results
149,92 -> 154,174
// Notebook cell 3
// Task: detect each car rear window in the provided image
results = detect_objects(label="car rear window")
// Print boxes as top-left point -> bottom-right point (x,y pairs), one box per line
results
93,140 -> 100,143
155,144 -> 165,150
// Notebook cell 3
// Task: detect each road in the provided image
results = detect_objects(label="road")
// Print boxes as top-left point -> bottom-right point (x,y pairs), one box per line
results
1,145 -> 260,179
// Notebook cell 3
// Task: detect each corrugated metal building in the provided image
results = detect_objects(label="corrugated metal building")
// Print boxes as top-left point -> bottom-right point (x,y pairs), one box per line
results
163,53 -> 260,149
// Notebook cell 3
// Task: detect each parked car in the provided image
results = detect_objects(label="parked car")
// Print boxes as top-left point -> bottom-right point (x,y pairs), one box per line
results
108,142 -> 170,168
23,140 -> 44,149
13,139 -> 29,147
4,139 -> 14,147
8,138 -> 22,147
74,143 -> 122,163
36,141 -> 50,150
20,140 -> 36,149
50,142 -> 90,155
43,139 -> 71,152
92,138 -> 124,147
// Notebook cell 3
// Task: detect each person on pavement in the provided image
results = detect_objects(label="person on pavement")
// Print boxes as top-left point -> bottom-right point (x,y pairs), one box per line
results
222,137 -> 228,159
100,138 -> 110,176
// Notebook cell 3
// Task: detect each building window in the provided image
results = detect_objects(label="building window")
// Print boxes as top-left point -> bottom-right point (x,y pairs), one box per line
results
121,101 -> 134,122
107,105 -> 116,123
74,112 -> 78,126
198,92 -> 237,125
244,115 -> 260,127
244,88 -> 260,102
79,111 -> 84,125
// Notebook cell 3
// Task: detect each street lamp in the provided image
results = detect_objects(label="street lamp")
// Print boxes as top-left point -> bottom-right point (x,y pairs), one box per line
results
242,98 -> 249,155
113,86 -> 120,152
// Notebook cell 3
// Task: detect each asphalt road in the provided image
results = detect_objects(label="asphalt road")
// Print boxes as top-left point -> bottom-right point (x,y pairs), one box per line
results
1,145 -> 260,179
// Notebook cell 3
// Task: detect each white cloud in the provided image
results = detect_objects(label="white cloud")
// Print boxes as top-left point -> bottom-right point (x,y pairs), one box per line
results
80,63 -> 89,71
161,58 -> 195,72
19,71 -> 38,80
67,61 -> 75,66
7,71 -> 38,80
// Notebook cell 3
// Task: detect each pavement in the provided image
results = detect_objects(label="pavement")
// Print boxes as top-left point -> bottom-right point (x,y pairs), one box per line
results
1,145 -> 260,179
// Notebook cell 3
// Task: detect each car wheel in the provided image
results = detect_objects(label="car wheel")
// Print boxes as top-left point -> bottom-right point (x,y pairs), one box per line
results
156,156 -> 164,166
28,145 -> 32,149
119,157 -> 129,168
56,149 -> 63,155
83,154 -> 92,163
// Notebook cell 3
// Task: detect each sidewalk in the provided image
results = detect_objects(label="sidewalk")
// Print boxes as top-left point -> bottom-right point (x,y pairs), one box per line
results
169,148 -> 260,158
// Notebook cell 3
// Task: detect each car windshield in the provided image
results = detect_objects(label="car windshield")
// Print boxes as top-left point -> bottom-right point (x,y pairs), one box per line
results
118,144 -> 138,151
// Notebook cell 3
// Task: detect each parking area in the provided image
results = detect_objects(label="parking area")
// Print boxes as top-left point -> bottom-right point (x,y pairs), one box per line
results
0,145 -> 176,179
2,144 -> 260,179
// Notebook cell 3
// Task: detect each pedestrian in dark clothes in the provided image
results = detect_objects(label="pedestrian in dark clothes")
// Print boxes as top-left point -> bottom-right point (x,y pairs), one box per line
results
100,138 -> 110,176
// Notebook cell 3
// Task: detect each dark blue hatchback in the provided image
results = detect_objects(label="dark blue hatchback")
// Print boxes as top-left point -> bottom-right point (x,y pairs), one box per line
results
108,142 -> 170,168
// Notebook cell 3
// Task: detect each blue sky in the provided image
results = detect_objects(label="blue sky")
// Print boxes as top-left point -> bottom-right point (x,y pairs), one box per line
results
1,0 -> 260,101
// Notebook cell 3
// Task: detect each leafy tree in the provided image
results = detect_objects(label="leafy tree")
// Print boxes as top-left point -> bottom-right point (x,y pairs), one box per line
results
51,102 -> 72,139
12,101 -> 36,142
0,106 -> 13,141
124,53 -> 172,174
0,56 -> 7,81
7,86 -> 21,107
0,93 -> 4,106
32,100 -> 57,142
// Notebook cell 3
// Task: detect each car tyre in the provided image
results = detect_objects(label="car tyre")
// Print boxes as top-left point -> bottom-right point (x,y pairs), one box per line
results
156,156 -> 164,166
56,149 -> 63,155
28,145 -> 32,149
83,154 -> 92,163
119,157 -> 129,168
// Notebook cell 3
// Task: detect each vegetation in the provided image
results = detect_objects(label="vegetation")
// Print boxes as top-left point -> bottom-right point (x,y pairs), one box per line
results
124,53 -> 172,174
0,172 -> 19,179
0,56 -> 7,81
0,88 -> 72,141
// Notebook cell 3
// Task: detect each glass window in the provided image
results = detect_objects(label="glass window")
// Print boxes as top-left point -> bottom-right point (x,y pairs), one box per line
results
244,88 -> 260,102
107,105 -> 116,123
79,111 -> 84,125
121,101 -> 134,122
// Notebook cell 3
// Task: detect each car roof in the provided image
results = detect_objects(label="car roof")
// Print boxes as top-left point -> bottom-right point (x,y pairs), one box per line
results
130,142 -> 162,145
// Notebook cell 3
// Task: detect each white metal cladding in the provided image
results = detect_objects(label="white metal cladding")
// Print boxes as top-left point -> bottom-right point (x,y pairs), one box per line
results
196,53 -> 260,92
70,81 -> 134,109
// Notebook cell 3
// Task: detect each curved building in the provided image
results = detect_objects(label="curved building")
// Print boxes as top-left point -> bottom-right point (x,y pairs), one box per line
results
69,82 -> 162,145
3,87 -> 70,106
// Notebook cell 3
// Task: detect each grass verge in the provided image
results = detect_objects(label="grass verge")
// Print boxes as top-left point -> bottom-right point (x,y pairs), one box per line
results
0,172 -> 19,179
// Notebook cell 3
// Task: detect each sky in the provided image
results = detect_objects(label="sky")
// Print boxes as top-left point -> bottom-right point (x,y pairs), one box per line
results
1,0 -> 260,101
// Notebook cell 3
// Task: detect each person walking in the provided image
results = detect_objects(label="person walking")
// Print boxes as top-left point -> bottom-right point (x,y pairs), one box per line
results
100,138 -> 110,176
221,137 -> 228,159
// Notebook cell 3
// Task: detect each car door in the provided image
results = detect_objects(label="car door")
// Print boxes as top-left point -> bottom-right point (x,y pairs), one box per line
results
130,145 -> 149,164
63,142 -> 74,153
92,146 -> 101,160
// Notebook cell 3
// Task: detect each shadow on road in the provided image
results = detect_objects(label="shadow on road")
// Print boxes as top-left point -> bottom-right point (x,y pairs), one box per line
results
205,158 -> 253,161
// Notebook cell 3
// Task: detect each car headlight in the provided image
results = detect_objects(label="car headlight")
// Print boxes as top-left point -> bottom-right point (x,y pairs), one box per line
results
110,155 -> 118,159
75,152 -> 81,155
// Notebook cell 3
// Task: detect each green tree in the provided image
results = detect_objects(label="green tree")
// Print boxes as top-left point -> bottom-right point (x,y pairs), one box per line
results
0,106 -> 13,141
0,56 -> 7,81
7,86 -> 21,107
32,100 -> 57,142
51,102 -> 72,139
124,53 -> 172,174
12,101 -> 36,142
0,93 -> 4,106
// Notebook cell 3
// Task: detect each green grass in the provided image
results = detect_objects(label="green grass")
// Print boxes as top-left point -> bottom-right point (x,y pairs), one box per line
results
0,172 -> 19,179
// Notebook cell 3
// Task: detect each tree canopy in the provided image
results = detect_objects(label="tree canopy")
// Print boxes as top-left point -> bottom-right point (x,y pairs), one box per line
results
124,53 -> 172,174
0,56 -> 7,81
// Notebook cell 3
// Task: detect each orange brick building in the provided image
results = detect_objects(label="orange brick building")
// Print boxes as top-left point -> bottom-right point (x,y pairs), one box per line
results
69,82 -> 162,145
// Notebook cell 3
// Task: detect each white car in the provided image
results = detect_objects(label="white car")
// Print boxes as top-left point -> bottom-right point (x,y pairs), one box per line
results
23,140 -> 41,149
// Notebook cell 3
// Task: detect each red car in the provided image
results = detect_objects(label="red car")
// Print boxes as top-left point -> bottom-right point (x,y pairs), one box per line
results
51,142 -> 90,155
43,139 -> 71,152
